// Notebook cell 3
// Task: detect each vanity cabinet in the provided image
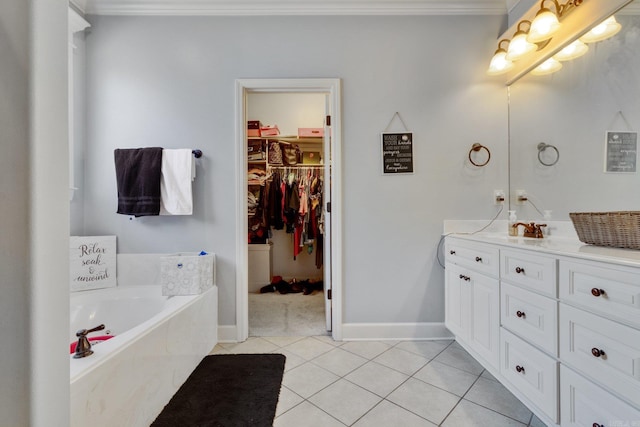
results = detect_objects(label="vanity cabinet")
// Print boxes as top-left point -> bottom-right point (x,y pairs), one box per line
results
445,234 -> 640,427
445,239 -> 500,369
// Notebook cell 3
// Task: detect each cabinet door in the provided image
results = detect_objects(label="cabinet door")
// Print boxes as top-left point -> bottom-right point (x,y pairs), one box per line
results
469,272 -> 500,369
445,263 -> 471,341
561,365 -> 640,427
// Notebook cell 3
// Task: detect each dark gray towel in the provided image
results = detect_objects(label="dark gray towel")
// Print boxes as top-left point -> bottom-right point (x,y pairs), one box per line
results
114,147 -> 163,216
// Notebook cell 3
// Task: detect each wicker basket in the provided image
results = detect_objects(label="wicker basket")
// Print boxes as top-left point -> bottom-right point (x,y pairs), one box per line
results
570,211 -> 640,249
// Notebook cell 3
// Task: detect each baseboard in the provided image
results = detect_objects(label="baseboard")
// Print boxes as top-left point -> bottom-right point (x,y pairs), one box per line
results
341,322 -> 453,341
217,325 -> 238,343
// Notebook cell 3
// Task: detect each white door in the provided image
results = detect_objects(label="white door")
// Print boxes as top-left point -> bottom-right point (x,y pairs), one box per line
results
323,98 -> 332,331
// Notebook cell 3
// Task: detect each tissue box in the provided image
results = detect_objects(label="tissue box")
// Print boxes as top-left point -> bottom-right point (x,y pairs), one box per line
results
160,252 -> 215,295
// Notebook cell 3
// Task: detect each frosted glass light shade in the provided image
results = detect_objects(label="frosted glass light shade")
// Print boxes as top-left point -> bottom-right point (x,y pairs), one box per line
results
506,31 -> 538,61
580,16 -> 621,43
553,39 -> 589,61
487,49 -> 515,75
531,57 -> 563,75
528,9 -> 561,43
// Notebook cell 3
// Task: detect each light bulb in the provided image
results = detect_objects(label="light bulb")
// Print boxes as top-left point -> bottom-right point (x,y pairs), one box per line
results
506,31 -> 538,61
553,39 -> 589,61
528,8 -> 561,43
531,57 -> 563,75
487,49 -> 514,75
580,16 -> 621,43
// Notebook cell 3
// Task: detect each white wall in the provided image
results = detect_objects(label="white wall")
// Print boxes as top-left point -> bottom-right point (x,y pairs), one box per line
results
81,14 -> 508,330
0,0 -> 70,425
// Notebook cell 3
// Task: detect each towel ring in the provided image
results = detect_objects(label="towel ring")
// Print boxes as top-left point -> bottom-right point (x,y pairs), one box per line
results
468,143 -> 491,167
537,143 -> 559,166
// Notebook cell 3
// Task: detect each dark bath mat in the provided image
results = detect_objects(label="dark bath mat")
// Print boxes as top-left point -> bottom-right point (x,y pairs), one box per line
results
151,353 -> 286,427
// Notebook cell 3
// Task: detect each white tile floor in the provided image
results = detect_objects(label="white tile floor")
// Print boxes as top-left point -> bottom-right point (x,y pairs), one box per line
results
211,336 -> 548,427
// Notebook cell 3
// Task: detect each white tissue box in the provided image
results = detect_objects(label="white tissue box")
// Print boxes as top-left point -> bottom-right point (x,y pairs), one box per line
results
160,252 -> 215,295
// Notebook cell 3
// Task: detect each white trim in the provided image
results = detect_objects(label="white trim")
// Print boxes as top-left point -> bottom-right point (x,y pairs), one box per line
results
235,78 -> 343,343
85,0 -> 507,15
341,322 -> 453,341
217,325 -> 238,343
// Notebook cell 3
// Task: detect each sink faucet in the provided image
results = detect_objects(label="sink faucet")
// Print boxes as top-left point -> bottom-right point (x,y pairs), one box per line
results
512,222 -> 547,238
73,324 -> 105,359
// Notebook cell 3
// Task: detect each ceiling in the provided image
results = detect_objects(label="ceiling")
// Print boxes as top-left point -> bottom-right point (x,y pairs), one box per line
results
73,0 -> 516,16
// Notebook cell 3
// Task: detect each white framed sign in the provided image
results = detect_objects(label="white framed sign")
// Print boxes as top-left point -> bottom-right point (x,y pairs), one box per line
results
605,131 -> 637,173
381,132 -> 414,174
70,235 -> 117,291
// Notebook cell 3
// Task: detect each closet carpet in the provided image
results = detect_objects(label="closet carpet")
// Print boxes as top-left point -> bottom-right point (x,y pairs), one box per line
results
249,291 -> 328,337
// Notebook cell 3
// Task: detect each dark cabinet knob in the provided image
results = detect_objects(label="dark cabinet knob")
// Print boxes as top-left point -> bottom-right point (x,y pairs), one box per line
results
591,348 -> 605,358
459,274 -> 464,279
515,267 -> 525,274
458,274 -> 471,282
475,256 -> 482,262
516,310 -> 526,318
591,288 -> 605,297
450,250 -> 456,255
515,365 -> 525,373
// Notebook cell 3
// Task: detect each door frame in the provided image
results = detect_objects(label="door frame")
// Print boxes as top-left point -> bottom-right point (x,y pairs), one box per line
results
234,78 -> 343,342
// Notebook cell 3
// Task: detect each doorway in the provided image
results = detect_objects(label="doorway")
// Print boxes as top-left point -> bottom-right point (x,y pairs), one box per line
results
235,79 -> 342,342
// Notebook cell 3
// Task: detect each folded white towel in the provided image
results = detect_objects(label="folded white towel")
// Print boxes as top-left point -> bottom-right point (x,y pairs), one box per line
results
160,149 -> 195,215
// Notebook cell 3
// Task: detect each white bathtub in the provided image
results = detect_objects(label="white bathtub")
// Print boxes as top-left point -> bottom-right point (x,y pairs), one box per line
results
69,285 -> 218,427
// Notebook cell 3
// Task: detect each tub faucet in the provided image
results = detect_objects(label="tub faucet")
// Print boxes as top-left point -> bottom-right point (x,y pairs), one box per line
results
512,222 -> 547,239
73,324 -> 105,359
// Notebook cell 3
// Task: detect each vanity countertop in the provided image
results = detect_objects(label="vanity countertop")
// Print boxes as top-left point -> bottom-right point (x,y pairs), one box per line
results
448,232 -> 640,269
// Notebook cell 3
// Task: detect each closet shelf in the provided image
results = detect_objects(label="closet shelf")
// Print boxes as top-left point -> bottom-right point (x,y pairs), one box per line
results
249,135 -> 323,144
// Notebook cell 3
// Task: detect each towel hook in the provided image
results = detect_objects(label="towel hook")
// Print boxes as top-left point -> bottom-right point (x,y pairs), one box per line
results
468,143 -> 491,167
537,142 -> 559,166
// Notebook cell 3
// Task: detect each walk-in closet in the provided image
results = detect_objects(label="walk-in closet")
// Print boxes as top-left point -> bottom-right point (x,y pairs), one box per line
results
246,92 -> 329,337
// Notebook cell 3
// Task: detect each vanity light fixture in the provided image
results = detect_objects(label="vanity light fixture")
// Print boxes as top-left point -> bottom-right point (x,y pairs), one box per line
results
527,0 -> 584,43
580,15 -> 622,43
487,39 -> 515,75
553,38 -> 589,61
531,57 -> 563,75
506,21 -> 539,61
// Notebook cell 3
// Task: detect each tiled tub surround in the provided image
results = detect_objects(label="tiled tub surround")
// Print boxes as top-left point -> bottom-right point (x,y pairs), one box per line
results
69,254 -> 218,427
444,227 -> 640,427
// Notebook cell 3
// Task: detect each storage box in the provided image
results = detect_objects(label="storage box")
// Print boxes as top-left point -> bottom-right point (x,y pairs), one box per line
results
298,128 -> 324,138
160,252 -> 215,295
248,139 -> 263,154
260,125 -> 279,136
248,120 -> 262,137
302,151 -> 322,164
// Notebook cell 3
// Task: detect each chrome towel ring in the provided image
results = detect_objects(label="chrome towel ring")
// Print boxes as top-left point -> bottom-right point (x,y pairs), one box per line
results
537,142 -> 559,166
469,143 -> 491,167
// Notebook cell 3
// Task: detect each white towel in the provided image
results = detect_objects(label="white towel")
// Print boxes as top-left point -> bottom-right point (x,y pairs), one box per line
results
160,149 -> 195,215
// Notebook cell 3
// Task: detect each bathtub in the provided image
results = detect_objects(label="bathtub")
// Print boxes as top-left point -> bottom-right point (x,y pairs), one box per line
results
69,284 -> 218,427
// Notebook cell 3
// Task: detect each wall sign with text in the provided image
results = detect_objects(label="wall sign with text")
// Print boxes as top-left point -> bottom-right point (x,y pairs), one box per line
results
70,235 -> 117,291
605,131 -> 637,173
382,132 -> 413,174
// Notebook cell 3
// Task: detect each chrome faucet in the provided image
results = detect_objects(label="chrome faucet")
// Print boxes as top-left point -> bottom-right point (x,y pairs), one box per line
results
73,324 -> 105,359
512,222 -> 547,238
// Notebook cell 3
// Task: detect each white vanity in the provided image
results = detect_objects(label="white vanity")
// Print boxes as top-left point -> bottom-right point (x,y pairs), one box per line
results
444,230 -> 640,427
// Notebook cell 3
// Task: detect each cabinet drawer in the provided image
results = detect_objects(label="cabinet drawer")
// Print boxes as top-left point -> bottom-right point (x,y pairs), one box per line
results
501,249 -> 557,297
559,303 -> 640,409
560,258 -> 640,329
501,283 -> 558,356
500,328 -> 559,422
445,238 -> 499,278
561,365 -> 640,427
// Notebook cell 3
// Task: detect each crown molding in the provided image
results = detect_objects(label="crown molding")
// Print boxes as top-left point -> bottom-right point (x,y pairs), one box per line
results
82,0 -> 508,16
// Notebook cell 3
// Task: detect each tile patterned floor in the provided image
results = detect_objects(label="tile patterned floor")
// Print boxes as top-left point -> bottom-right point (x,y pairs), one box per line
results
211,336 -> 548,427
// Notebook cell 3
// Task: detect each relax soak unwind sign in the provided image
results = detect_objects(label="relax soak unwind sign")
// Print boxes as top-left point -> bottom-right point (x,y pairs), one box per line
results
70,236 -> 116,291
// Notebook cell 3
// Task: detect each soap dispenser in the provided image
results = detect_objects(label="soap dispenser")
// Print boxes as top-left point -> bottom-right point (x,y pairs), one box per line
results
508,210 -> 518,236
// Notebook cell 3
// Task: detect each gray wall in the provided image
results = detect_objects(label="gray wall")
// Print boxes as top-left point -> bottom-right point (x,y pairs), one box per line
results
82,14 -> 508,328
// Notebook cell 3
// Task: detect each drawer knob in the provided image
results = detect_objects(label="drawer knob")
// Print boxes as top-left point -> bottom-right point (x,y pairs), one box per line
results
515,266 -> 525,274
515,365 -> 525,373
458,274 -> 471,282
516,310 -> 526,318
450,250 -> 456,255
475,256 -> 483,263
591,288 -> 605,297
591,348 -> 605,358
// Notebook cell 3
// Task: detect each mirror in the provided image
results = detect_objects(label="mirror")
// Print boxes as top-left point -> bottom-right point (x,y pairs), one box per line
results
508,3 -> 640,222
